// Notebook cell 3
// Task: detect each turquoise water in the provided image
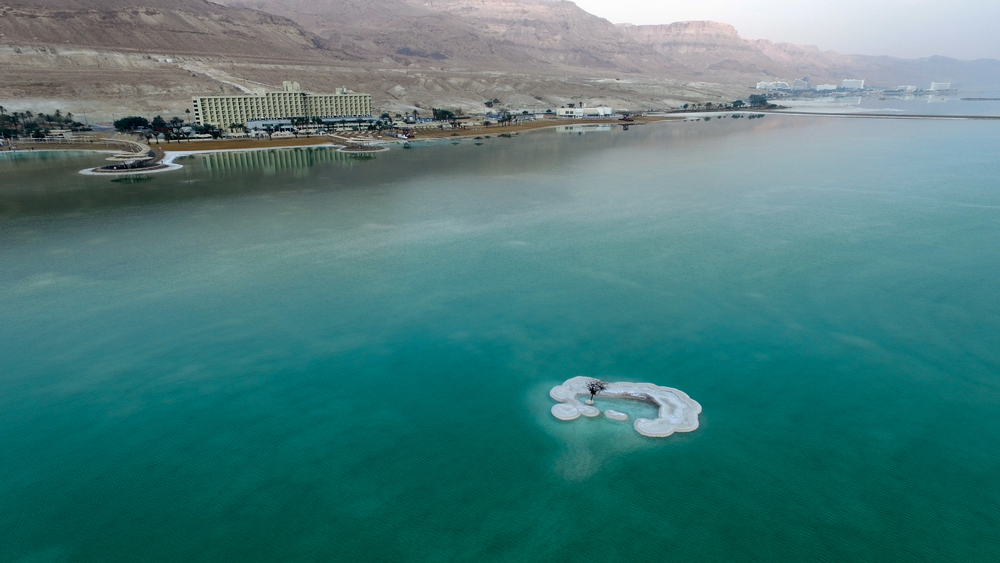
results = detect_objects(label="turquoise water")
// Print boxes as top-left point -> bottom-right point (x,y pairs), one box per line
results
2,117 -> 1000,561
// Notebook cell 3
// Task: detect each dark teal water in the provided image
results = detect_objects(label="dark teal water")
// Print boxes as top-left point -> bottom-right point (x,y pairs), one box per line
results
2,117 -> 1000,561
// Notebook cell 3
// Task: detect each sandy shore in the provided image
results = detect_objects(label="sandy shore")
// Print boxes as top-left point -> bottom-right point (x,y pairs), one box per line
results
26,116 -> 684,176
148,136 -> 339,152
410,115 -> 679,140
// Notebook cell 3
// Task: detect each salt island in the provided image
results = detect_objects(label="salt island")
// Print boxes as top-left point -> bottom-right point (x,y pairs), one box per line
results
550,376 -> 702,437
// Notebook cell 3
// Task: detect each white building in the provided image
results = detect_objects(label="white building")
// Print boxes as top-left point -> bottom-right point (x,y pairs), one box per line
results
191,81 -> 372,127
791,79 -> 812,91
556,104 -> 613,118
815,84 -> 837,92
841,79 -> 865,90
930,82 -> 952,91
756,81 -> 791,91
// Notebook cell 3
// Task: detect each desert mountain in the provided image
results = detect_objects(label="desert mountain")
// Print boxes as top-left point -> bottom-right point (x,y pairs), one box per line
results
213,0 -> 1000,87
0,0 -> 334,60
218,0 -> 677,73
2,0 -> 999,122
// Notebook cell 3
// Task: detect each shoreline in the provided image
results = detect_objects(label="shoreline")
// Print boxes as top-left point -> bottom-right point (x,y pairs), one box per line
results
37,118 -> 676,175
769,110 -> 1000,120
16,109 -> 994,178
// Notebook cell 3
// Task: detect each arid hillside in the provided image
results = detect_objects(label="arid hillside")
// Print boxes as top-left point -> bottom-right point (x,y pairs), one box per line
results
2,0 -> 999,122
217,0 -> 1000,88
0,0 -> 334,60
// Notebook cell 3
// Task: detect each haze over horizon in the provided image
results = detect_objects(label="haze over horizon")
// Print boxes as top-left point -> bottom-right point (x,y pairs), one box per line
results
571,0 -> 1000,61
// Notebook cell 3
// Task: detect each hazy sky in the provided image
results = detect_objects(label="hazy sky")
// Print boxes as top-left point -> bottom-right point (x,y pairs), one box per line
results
570,0 -> 1000,60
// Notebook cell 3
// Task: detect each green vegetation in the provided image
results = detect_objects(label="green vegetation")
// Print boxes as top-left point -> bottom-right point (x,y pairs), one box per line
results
113,116 -> 150,132
1,107 -> 90,139
432,108 -> 456,121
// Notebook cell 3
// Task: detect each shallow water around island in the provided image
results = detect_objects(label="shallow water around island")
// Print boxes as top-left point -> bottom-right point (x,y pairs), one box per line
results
2,116 -> 1000,561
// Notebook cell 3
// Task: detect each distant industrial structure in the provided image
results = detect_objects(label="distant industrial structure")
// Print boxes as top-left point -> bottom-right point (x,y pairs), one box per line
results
840,79 -> 865,90
191,81 -> 372,127
929,82 -> 952,91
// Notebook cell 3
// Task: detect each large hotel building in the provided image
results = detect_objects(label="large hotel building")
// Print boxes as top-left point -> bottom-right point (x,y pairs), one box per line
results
191,81 -> 373,127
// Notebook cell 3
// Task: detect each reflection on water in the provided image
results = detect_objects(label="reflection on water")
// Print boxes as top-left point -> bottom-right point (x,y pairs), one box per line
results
180,147 -> 377,178
0,118 -> 813,217
785,93 -> 1000,116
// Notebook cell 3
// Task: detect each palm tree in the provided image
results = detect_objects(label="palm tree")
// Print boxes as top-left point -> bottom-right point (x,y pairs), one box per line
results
0,105 -> 6,116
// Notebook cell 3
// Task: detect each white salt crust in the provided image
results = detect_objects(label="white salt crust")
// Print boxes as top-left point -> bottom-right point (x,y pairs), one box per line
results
550,376 -> 701,437
604,409 -> 629,421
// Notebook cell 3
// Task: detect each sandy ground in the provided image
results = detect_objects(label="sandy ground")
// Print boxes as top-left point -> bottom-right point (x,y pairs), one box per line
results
146,136 -> 338,152
405,116 -> 679,140
10,117 -> 688,177
7,117 -> 678,155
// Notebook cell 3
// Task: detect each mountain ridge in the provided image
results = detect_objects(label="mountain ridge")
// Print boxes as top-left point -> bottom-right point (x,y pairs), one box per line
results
2,0 -> 998,121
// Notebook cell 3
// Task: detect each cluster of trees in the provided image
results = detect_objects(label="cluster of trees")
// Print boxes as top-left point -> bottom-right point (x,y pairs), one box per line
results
0,106 -> 90,139
485,111 -> 517,126
432,108 -> 456,121
678,96 -> 772,112
114,115 -> 228,143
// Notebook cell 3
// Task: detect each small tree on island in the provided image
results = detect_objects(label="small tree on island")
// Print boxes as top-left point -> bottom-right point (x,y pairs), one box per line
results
586,379 -> 608,402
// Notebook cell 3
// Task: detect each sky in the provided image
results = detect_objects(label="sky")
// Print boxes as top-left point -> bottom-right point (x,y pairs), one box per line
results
570,0 -> 1000,60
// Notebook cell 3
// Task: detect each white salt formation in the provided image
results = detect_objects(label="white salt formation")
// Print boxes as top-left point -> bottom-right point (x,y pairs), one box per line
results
604,409 -> 629,421
550,376 -> 701,437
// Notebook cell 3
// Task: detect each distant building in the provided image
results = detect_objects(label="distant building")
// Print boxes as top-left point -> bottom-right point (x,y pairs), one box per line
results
756,81 -> 791,91
815,84 -> 837,92
841,79 -> 865,90
791,78 -> 812,91
557,104 -> 613,118
191,81 -> 372,127
929,82 -> 952,91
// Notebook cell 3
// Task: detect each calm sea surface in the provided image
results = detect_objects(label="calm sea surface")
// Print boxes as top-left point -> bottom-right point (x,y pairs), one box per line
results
2,117 -> 999,561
